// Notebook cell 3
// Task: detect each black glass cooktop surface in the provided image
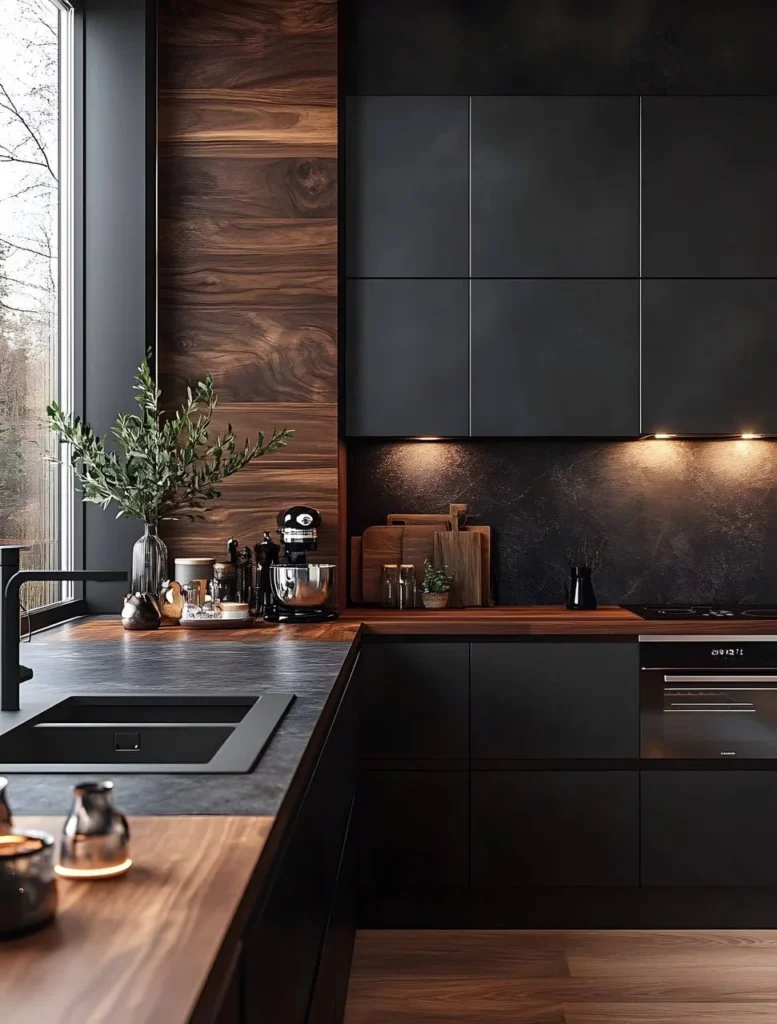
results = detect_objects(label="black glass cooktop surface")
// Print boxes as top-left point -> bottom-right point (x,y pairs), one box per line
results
624,605 -> 777,620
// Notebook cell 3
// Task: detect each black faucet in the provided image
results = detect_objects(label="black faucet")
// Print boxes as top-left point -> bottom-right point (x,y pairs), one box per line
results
0,545 -> 127,712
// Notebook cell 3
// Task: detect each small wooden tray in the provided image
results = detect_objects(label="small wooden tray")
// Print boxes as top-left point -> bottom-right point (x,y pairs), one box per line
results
180,617 -> 254,629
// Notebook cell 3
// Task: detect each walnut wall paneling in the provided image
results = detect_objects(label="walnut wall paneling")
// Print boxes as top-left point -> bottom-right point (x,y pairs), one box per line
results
157,0 -> 338,564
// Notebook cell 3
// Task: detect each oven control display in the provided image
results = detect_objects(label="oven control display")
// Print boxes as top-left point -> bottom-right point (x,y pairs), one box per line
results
711,647 -> 745,657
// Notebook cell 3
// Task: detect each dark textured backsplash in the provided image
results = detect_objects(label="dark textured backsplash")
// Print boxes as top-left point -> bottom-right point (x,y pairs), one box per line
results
348,440 -> 777,605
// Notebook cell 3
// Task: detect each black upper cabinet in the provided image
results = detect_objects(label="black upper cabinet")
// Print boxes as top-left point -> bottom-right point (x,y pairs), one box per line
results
470,280 -> 640,437
471,642 -> 639,760
642,280 -> 777,435
471,97 -> 639,278
345,97 -> 469,278
643,98 -> 777,278
345,279 -> 469,437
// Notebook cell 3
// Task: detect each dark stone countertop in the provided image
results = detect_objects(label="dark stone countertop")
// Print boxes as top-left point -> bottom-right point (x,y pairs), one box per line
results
2,639 -> 353,817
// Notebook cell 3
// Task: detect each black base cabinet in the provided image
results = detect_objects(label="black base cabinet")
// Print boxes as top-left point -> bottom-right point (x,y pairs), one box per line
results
471,642 -> 639,760
357,641 -> 469,762
358,770 -> 469,890
471,771 -> 639,887
642,771 -> 777,887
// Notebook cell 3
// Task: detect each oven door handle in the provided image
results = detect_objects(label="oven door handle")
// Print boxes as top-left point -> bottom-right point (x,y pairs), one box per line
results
663,675 -> 777,684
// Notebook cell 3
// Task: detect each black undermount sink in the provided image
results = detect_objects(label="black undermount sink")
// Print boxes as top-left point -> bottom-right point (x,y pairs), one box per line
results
0,694 -> 295,773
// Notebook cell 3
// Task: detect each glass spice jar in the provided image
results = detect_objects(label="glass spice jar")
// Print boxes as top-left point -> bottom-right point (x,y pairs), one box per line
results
211,561 -> 236,603
380,564 -> 399,608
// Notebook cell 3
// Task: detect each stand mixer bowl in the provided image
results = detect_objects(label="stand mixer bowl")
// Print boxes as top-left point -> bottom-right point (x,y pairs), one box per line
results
270,564 -> 336,609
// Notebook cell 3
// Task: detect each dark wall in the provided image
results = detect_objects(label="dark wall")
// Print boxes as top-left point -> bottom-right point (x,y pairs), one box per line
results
344,2 -> 777,605
343,0 -> 777,96
348,440 -> 777,606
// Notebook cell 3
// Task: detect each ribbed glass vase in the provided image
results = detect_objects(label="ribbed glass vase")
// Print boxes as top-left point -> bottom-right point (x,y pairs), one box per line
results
131,522 -> 168,595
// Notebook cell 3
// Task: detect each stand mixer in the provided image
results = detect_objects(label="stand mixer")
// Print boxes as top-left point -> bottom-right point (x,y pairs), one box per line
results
264,505 -> 337,623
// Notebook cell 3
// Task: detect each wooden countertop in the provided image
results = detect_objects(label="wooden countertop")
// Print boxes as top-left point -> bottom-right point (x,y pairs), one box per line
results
1,815 -> 274,1024
346,606 -> 777,635
42,607 -> 777,641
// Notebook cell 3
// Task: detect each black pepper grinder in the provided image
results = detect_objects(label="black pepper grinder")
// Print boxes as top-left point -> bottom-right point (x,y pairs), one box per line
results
236,546 -> 253,605
227,537 -> 238,566
255,531 -> 280,618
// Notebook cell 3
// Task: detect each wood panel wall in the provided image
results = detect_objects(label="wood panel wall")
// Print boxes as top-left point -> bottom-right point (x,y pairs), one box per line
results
157,0 -> 338,565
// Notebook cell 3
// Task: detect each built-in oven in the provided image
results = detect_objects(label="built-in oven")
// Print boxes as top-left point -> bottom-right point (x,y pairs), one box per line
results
640,636 -> 777,759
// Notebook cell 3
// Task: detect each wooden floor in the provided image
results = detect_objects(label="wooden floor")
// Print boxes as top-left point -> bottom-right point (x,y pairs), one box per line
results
344,930 -> 777,1023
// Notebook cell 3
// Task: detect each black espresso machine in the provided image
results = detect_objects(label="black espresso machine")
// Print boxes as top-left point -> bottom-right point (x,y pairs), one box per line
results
263,505 -> 337,623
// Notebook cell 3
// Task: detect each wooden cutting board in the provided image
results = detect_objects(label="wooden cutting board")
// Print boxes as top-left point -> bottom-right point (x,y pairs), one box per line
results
467,525 -> 494,605
387,513 -> 454,529
361,525 -> 403,603
434,529 -> 483,608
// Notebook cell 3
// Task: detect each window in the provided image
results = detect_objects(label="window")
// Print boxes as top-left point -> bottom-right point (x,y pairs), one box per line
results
0,0 -> 75,614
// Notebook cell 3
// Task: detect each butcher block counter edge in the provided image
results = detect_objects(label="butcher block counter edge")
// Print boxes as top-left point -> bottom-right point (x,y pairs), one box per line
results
44,607 -> 777,640
1,816 -> 274,1024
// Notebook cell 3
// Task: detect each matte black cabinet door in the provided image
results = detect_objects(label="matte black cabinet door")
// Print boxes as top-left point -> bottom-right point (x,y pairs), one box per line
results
471,97 -> 639,277
471,771 -> 639,887
470,280 -> 640,437
642,280 -> 777,435
471,642 -> 639,760
346,279 -> 470,437
358,771 -> 469,889
345,96 -> 469,278
643,98 -> 777,278
357,642 -> 469,761
642,771 -> 777,887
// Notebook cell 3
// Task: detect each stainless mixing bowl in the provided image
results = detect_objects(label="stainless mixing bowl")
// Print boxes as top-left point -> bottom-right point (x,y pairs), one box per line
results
270,564 -> 337,608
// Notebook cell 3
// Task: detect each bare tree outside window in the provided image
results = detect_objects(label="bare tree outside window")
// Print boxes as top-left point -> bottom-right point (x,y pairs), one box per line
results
0,0 -> 72,611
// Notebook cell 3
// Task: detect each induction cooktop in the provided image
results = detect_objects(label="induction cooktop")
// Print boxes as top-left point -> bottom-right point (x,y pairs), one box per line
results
624,604 -> 777,620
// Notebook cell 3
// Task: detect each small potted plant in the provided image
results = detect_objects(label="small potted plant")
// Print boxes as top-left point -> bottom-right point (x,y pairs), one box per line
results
421,559 -> 452,610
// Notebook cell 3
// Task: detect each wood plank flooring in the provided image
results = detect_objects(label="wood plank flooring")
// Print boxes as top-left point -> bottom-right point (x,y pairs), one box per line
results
345,930 -> 777,1023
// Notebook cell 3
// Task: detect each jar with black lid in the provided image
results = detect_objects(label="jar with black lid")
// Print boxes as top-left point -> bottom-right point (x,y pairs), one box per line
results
211,561 -> 236,603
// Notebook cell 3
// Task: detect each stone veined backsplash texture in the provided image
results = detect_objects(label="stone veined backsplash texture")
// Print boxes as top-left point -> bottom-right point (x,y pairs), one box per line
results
347,439 -> 777,605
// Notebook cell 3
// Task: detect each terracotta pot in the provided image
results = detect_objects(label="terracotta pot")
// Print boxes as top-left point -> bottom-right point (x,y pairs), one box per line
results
422,592 -> 449,610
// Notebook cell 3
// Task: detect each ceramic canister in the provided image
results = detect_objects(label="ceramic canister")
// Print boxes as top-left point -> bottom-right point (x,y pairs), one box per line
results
174,557 -> 215,591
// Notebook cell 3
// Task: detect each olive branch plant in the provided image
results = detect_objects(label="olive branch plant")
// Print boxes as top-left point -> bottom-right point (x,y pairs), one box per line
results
46,354 -> 294,523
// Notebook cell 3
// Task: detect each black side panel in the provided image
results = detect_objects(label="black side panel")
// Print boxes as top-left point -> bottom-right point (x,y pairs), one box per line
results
642,771 -> 777,887
345,96 -> 469,278
357,642 -> 469,760
471,642 -> 639,759
470,280 -> 640,437
471,771 -> 639,887
345,279 -> 469,437
642,280 -> 777,435
471,97 -> 639,278
243,682 -> 356,1024
643,97 -> 777,277
358,770 -> 469,889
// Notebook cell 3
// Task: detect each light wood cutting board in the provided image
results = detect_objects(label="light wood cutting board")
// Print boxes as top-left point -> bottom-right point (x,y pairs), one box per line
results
434,529 -> 483,607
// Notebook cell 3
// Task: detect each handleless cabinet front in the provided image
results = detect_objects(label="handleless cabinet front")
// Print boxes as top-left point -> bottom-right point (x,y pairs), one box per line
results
471,96 -> 639,277
357,641 -> 469,761
345,278 -> 469,437
470,279 -> 640,437
471,642 -> 639,760
345,96 -> 469,278
472,770 -> 639,887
